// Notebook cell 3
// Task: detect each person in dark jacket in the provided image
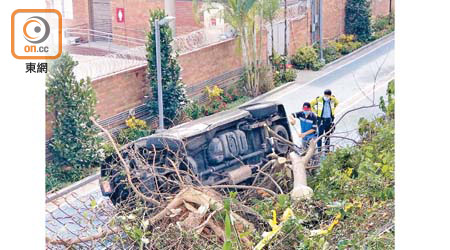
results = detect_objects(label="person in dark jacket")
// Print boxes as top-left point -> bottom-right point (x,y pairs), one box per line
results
289,102 -> 318,149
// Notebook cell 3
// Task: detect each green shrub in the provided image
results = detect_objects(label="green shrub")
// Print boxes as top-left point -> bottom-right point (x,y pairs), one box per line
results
46,52 -> 102,169
184,100 -> 204,120
284,68 -> 297,82
272,71 -> 282,86
341,41 -> 362,54
185,84 -> 249,119
311,60 -> 325,71
372,14 -> 394,32
100,141 -> 116,159
273,68 -> 297,86
371,14 -> 395,40
345,0 -> 372,42
291,46 -> 318,70
203,85 -> 228,115
116,116 -> 152,145
328,34 -> 362,55
222,85 -> 245,103
270,52 -> 288,71
323,46 -> 341,63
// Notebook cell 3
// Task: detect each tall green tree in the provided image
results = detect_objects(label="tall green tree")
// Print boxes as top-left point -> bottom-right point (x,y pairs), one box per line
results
345,0 -> 372,42
46,52 -> 101,168
146,9 -> 187,126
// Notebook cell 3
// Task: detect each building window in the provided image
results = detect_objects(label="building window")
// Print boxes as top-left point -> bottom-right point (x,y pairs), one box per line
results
52,0 -> 73,19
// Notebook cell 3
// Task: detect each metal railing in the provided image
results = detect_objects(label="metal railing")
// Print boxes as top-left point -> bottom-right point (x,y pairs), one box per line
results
65,28 -> 147,47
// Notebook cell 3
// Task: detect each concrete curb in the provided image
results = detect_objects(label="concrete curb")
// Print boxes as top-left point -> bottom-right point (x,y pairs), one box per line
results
46,172 -> 100,203
245,32 -> 395,105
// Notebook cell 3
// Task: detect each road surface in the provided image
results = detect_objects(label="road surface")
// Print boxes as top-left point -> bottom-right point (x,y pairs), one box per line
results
46,35 -> 395,247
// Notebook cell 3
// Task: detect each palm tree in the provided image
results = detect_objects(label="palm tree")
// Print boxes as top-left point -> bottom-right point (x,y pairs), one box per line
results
195,0 -> 262,96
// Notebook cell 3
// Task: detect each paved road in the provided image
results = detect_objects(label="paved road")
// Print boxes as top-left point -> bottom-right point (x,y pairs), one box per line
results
255,36 -> 394,147
46,35 -> 394,246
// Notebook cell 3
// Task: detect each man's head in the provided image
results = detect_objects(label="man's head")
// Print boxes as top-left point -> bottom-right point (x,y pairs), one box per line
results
303,102 -> 312,115
324,89 -> 332,100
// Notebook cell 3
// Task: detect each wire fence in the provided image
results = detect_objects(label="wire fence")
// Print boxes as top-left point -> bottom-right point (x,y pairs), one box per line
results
46,189 -> 118,249
65,26 -> 234,80
64,28 -> 147,80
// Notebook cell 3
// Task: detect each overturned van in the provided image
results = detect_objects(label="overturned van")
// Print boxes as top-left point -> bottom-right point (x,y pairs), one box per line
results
100,102 -> 292,205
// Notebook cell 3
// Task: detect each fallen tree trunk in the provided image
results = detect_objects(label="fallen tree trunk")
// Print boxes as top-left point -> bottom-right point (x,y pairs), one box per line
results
289,140 -> 316,200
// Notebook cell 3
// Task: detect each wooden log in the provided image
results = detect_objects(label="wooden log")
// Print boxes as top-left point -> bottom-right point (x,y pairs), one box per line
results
289,142 -> 315,200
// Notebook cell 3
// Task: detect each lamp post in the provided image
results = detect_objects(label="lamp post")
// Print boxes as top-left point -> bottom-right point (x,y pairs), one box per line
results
154,16 -> 175,132
319,0 -> 324,63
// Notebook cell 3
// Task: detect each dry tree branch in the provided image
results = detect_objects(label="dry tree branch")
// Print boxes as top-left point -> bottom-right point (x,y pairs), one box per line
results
352,72 -> 373,103
372,53 -> 390,104
328,135 -> 359,144
316,104 -> 379,143
206,184 -> 277,197
90,117 -> 161,206
256,169 -> 284,194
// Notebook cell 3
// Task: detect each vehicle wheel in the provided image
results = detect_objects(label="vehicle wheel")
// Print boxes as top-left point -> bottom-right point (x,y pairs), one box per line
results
241,102 -> 278,119
272,125 -> 289,154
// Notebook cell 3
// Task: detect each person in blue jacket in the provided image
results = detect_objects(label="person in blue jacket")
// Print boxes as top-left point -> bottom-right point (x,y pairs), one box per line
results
289,102 -> 318,149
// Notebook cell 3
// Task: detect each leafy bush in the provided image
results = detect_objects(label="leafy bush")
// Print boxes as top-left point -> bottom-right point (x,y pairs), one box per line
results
146,9 -> 187,127
99,141 -> 116,159
311,60 -> 325,71
328,34 -> 362,55
270,52 -> 288,71
372,14 -> 395,40
184,84 -> 249,119
341,41 -> 362,55
273,68 -> 297,86
291,46 -> 319,70
345,0 -> 372,42
116,116 -> 152,145
372,14 -> 394,32
223,85 -> 245,103
203,85 -> 228,115
46,52 -> 102,169
323,46 -> 341,63
184,100 -> 204,120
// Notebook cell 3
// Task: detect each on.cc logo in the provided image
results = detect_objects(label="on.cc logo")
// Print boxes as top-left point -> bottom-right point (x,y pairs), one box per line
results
23,16 -> 50,44
11,9 -> 62,60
